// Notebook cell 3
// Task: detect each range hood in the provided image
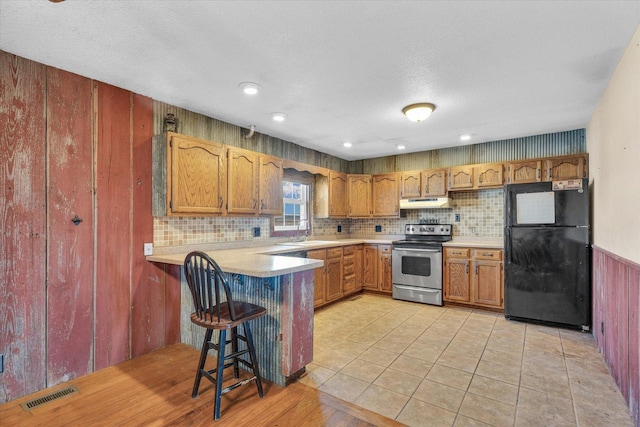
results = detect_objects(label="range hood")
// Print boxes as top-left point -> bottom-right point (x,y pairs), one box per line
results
399,197 -> 452,209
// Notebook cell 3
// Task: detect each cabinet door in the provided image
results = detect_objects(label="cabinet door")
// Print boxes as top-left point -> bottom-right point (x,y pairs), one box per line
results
448,166 -> 474,190
423,169 -> 447,197
307,249 -> 326,307
325,256 -> 343,302
379,247 -> 393,293
169,134 -> 226,214
544,155 -> 588,181
227,147 -> 259,214
363,244 -> 378,290
353,245 -> 364,291
475,163 -> 504,188
329,172 -> 348,217
472,260 -> 503,308
348,174 -> 372,217
444,258 -> 470,302
372,173 -> 400,217
258,155 -> 283,215
400,171 -> 422,199
506,160 -> 542,184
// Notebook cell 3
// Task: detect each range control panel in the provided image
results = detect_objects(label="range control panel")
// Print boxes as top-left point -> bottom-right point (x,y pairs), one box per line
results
404,223 -> 452,236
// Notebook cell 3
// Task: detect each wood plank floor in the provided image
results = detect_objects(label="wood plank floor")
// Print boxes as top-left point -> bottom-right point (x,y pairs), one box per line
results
1,344 -> 403,426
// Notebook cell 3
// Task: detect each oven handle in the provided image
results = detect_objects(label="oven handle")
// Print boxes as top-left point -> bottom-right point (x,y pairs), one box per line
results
392,248 -> 441,253
394,284 -> 440,293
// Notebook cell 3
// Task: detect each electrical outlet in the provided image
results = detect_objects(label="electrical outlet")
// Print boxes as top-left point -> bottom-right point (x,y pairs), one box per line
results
375,225 -> 382,232
455,213 -> 461,222
253,227 -> 261,237
337,225 -> 342,233
143,243 -> 153,256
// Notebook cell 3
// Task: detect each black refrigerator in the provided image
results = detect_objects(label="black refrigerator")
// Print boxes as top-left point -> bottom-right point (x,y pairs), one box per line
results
504,178 -> 591,331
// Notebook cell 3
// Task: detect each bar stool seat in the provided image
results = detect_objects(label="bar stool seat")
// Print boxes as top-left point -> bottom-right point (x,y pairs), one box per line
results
184,251 -> 266,421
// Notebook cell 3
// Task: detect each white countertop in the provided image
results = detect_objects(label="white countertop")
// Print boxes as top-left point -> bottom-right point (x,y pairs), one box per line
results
146,237 -> 396,277
444,237 -> 504,249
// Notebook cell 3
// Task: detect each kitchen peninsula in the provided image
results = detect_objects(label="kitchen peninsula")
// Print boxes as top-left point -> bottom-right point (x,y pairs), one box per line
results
147,245 -> 325,386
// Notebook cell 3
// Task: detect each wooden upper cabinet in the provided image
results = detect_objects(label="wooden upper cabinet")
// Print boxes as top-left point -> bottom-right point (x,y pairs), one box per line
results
372,173 -> 400,217
448,166 -> 474,190
329,172 -> 348,217
258,155 -> 283,215
400,171 -> 421,199
348,174 -> 372,217
168,133 -> 226,215
227,147 -> 259,214
506,160 -> 542,184
475,163 -> 504,189
544,154 -> 588,181
423,169 -> 447,196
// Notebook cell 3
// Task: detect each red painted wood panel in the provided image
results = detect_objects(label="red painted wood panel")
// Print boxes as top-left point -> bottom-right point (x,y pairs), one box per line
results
281,270 -> 314,376
46,67 -> 94,385
629,267 -> 639,424
605,256 -> 620,387
164,264 -> 182,345
616,262 -> 629,402
130,94 -> 164,357
592,250 -> 604,351
0,52 -> 47,401
94,82 -> 133,369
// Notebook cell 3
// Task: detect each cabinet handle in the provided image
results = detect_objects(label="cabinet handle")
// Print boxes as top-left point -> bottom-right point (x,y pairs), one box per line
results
253,199 -> 257,209
475,264 -> 479,274
482,252 -> 492,257
537,169 -> 541,179
219,196 -> 223,208
466,264 -> 469,274
261,200 -> 265,210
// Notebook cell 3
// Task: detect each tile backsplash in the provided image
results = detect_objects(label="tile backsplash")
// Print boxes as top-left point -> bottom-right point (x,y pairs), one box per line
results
153,189 -> 504,247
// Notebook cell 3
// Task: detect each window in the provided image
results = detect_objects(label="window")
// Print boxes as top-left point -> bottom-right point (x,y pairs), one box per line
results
274,180 -> 310,232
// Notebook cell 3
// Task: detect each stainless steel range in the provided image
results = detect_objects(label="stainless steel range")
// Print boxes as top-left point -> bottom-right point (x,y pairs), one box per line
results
392,223 -> 452,305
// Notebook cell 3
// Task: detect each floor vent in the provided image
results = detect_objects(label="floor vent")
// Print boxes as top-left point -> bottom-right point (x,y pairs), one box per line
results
21,385 -> 79,411
349,295 -> 362,301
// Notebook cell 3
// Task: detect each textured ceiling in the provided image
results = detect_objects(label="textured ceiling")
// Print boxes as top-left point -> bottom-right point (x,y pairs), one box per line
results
1,1 -> 639,161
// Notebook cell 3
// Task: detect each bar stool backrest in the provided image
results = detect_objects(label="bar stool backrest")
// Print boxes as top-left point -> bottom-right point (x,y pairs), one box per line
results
184,251 -> 238,322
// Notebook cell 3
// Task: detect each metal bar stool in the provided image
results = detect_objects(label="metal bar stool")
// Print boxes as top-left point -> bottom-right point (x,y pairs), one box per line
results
184,251 -> 266,421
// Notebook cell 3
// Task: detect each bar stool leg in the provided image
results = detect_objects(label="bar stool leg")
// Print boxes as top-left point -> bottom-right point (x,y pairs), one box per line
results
243,322 -> 264,397
214,329 -> 227,421
192,328 -> 213,398
231,326 -> 240,379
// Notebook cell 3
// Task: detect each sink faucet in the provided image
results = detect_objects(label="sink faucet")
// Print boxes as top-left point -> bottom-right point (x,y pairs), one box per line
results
292,220 -> 308,242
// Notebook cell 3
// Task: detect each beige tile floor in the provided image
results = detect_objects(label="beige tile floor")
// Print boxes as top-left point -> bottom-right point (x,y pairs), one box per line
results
298,294 -> 634,427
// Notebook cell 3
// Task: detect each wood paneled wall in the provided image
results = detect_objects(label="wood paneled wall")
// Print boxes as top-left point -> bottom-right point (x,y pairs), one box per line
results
592,246 -> 640,425
153,101 -> 351,173
0,51 -> 178,402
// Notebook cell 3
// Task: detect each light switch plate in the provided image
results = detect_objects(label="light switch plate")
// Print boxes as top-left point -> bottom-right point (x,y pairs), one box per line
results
143,243 -> 153,256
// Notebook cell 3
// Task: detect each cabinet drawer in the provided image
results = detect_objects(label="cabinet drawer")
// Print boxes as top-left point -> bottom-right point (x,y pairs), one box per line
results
472,249 -> 502,260
327,248 -> 343,259
343,245 -> 355,255
343,263 -> 354,276
379,244 -> 392,254
343,254 -> 354,266
343,275 -> 355,288
445,248 -> 470,258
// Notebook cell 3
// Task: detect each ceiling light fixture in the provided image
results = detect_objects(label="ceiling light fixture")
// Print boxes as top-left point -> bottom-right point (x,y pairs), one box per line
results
239,82 -> 261,95
271,112 -> 287,122
342,142 -> 353,148
402,103 -> 436,122
396,144 -> 406,150
459,134 -> 472,141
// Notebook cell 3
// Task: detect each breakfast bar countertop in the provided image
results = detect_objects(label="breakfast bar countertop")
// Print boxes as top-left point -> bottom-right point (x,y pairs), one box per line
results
145,237 -> 399,277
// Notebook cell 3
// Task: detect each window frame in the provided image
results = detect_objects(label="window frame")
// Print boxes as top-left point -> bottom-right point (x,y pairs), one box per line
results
271,170 -> 314,238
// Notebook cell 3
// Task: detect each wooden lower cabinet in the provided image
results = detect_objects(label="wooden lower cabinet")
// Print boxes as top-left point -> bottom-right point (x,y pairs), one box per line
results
363,244 -> 392,294
342,245 -> 363,296
444,247 -> 503,309
309,247 -> 343,308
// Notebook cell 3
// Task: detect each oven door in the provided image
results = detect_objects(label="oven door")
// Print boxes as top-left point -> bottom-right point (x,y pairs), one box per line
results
392,247 -> 442,289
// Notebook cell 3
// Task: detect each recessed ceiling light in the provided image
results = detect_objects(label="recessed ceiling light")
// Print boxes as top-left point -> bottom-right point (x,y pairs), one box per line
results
396,144 -> 406,150
402,103 -> 436,122
239,82 -> 261,95
459,134 -> 472,141
271,112 -> 287,122
342,142 -> 353,148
